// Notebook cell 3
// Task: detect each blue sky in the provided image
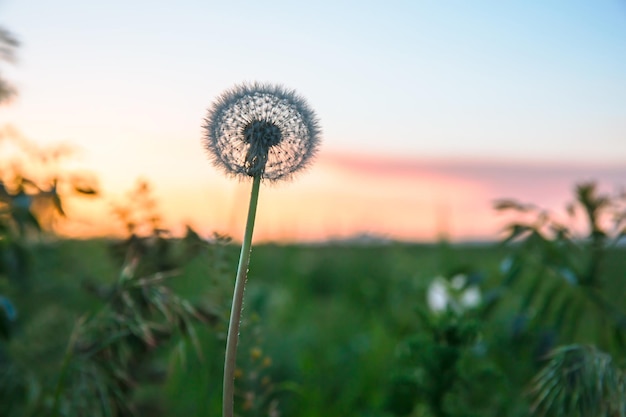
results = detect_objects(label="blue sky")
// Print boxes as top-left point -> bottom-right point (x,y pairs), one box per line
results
3,0 -> 625,160
1,1 -> 625,240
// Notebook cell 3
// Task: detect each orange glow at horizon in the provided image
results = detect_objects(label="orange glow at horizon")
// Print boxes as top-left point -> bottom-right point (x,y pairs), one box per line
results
55,152 -> 508,242
53,151 -> 626,243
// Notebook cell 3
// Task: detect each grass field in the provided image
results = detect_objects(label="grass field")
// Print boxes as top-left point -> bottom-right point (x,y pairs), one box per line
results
2,235 -> 626,417
166,240 -> 509,416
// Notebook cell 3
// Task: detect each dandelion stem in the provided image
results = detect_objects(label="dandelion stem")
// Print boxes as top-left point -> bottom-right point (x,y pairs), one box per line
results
223,174 -> 261,417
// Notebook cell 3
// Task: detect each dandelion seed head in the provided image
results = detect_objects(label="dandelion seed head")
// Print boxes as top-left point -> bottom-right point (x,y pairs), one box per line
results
203,82 -> 321,182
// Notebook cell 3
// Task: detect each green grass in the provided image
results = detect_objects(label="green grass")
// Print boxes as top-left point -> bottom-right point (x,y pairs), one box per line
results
164,240 -> 509,416
4,238 -> 625,417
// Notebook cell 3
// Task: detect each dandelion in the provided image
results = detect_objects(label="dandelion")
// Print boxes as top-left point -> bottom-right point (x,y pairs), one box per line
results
202,82 -> 321,417
203,82 -> 321,182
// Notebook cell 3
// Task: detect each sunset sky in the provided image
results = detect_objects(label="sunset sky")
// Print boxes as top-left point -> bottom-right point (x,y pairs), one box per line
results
1,1 -> 625,242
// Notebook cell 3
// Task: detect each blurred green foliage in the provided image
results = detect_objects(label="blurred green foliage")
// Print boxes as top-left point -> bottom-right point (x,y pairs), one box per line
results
494,182 -> 626,417
385,307 -> 505,417
529,344 -> 625,417
0,167 -> 214,416
495,183 -> 626,350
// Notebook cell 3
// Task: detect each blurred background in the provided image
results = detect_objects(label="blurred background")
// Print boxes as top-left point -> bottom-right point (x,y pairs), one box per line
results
2,0 -> 624,242
1,2 -> 626,417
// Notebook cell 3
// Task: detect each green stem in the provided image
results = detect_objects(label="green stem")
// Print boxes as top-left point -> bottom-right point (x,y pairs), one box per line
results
223,175 -> 261,417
